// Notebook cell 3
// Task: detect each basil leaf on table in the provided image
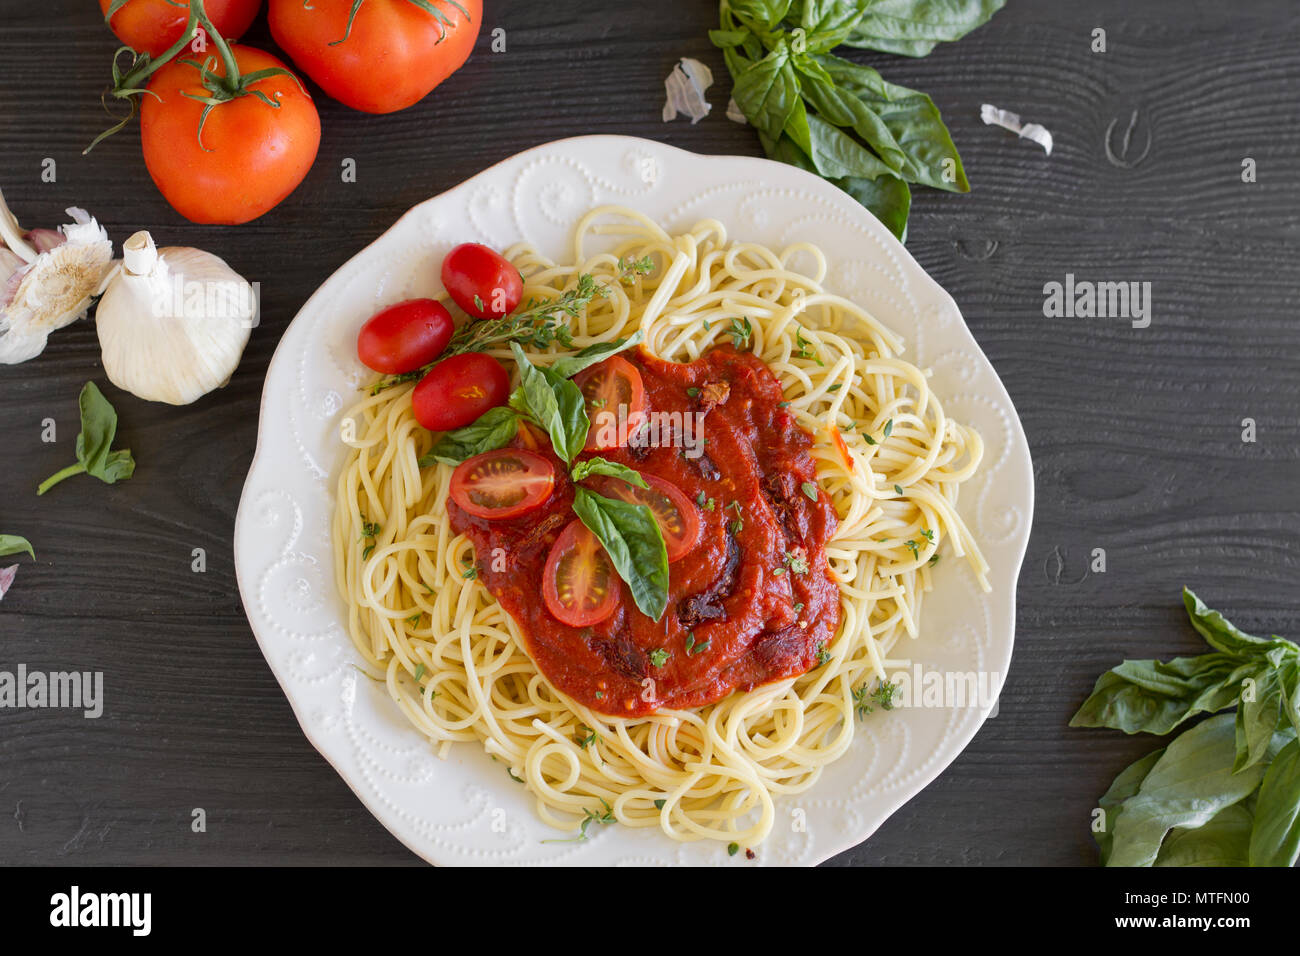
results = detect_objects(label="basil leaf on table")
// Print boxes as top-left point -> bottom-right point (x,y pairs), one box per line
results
1105,714 -> 1276,868
420,407 -> 519,467
843,0 -> 1007,58
0,535 -> 35,560
37,382 -> 137,495
727,0 -> 794,29
1069,653 -> 1249,736
1248,737 -> 1300,867
1095,747 -> 1165,865
817,54 -> 969,192
547,332 -> 643,380
1184,587 -> 1298,666
571,487 -> 669,621
1155,800 -> 1255,868
836,174 -> 912,242
792,0 -> 871,51
1236,665 -> 1288,772
731,47 -> 803,145
508,343 -> 589,465
570,457 -> 649,489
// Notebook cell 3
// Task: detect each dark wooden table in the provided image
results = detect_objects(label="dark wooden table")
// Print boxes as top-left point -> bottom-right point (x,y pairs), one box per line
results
1,0 -> 1296,866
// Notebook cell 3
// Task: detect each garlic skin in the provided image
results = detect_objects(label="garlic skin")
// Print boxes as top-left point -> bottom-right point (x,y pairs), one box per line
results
97,231 -> 255,405
0,188 -> 114,365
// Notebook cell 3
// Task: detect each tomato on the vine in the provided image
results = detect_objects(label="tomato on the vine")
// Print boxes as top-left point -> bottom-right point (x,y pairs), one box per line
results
99,0 -> 261,58
440,243 -> 523,320
268,0 -> 481,114
140,45 -> 320,224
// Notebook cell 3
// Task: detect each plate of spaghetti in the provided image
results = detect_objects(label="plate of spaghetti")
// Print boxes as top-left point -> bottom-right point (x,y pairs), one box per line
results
234,135 -> 1033,865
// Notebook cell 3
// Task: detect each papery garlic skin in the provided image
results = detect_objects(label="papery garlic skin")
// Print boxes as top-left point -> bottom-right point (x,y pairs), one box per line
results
0,197 -> 114,365
97,231 -> 254,406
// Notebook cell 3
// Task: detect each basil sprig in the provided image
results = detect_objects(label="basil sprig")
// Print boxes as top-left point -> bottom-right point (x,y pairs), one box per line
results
503,336 -> 669,621
37,382 -> 136,496
713,0 -> 1003,240
1073,588 -> 1300,867
572,487 -> 669,621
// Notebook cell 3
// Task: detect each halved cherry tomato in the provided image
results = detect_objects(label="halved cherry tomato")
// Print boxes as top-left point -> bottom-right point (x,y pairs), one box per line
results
595,473 -> 701,562
357,299 -> 454,374
100,0 -> 261,58
412,353 -> 508,432
440,243 -> 523,320
542,519 -> 620,626
449,449 -> 555,520
574,356 -> 647,451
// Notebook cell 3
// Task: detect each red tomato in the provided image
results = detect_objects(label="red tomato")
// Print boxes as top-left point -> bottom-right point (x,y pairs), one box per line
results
449,450 -> 555,520
268,0 -> 481,114
440,243 -> 523,320
595,473 -> 701,562
140,45 -> 320,224
356,299 -> 454,374
411,353 -> 509,432
542,519 -> 620,626
574,356 -> 647,451
99,0 -> 261,58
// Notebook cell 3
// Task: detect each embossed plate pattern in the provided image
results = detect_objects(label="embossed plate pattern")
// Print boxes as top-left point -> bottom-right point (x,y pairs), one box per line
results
234,135 -> 1034,866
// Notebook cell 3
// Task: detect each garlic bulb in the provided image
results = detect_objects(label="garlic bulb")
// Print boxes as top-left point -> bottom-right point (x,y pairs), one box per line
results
96,231 -> 255,405
0,187 -> 114,364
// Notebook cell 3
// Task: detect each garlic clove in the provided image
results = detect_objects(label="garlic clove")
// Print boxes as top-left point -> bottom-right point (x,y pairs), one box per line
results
0,192 -> 113,365
96,231 -> 255,406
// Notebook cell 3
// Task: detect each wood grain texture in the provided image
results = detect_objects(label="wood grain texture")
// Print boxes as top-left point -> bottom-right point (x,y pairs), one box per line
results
0,0 -> 1297,866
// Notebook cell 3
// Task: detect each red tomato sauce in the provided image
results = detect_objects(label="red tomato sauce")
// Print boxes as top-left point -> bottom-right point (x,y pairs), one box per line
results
446,347 -> 841,717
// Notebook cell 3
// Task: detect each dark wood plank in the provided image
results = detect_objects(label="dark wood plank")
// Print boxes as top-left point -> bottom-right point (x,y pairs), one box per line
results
0,0 -> 1297,867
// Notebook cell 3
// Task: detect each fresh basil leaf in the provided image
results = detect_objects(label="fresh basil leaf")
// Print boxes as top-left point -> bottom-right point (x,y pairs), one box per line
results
791,0 -> 870,51
728,0 -> 794,29
0,535 -> 35,560
817,54 -> 969,192
836,173 -> 912,242
1095,747 -> 1165,865
509,344 -> 589,465
1155,800 -> 1254,867
1248,737 -> 1300,867
571,487 -> 669,621
844,0 -> 1006,58
1183,587 -> 1298,665
709,28 -> 751,47
97,448 -> 136,484
77,381 -> 120,475
1069,653 -> 1248,736
1235,665 -> 1287,772
804,113 -> 896,180
547,332 -> 643,380
1106,714 -> 1277,867
1282,659 -> 1300,737
420,406 -> 519,467
732,48 -> 801,145
570,458 -> 649,489
796,64 -> 909,174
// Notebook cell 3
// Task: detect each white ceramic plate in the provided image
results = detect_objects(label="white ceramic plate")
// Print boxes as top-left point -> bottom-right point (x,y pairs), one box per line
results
234,135 -> 1033,866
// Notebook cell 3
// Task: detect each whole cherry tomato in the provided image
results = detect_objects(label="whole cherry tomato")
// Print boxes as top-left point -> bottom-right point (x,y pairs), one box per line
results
411,353 -> 509,432
99,0 -> 262,58
440,243 -> 523,320
268,0 -> 481,114
357,299 -> 454,374
140,45 -> 320,224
